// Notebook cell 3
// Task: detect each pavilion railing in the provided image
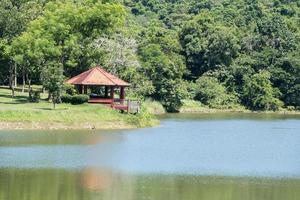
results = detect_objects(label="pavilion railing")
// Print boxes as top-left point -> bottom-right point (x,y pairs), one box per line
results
112,99 -> 140,113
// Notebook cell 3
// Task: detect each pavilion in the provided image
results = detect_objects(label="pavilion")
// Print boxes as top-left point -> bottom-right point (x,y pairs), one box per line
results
66,66 -> 137,112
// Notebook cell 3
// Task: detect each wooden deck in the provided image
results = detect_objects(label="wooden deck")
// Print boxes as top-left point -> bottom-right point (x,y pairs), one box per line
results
88,98 -> 113,104
88,97 -> 139,113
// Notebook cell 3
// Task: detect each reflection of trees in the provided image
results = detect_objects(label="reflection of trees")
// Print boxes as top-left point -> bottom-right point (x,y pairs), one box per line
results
81,168 -> 112,191
0,130 -> 123,146
0,168 -> 299,200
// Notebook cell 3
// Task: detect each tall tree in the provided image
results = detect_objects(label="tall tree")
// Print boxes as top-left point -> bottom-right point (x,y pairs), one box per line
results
180,12 -> 240,78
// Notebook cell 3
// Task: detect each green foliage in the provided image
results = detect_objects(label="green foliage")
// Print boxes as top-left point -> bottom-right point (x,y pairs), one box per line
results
137,24 -> 186,111
285,84 -> 300,108
64,84 -> 78,96
180,12 -> 240,77
143,98 -> 165,115
242,70 -> 283,111
70,94 -> 89,105
194,76 -> 238,108
41,62 -> 64,108
61,94 -> 72,104
61,93 -> 89,105
159,79 -> 187,113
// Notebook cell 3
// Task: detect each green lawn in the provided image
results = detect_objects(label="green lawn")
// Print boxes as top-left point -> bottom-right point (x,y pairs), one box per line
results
0,88 -> 158,129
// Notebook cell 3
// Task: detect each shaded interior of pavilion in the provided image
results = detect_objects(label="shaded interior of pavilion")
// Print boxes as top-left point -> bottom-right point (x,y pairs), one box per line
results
77,84 -> 127,104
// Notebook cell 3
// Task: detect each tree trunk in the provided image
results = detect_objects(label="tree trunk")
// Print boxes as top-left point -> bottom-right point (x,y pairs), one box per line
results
14,64 -> 17,87
9,64 -> 15,98
9,69 -> 12,89
47,92 -> 52,102
22,71 -> 25,93
11,75 -> 15,98
60,40 -> 65,70
28,79 -> 31,91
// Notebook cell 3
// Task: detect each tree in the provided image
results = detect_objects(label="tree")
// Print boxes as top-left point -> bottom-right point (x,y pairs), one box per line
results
10,32 -> 54,93
242,70 -> 283,110
194,76 -> 238,108
9,0 -> 126,100
25,1 -> 126,73
138,43 -> 185,111
180,12 -> 240,78
159,79 -> 186,112
41,62 -> 64,109
137,23 -> 186,111
269,52 -> 300,107
0,0 -> 43,90
92,33 -> 140,75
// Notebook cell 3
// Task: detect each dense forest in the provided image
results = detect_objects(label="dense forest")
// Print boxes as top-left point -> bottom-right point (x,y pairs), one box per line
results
0,0 -> 299,112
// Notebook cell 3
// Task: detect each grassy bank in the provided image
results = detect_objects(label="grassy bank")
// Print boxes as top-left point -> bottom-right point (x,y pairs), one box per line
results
143,99 -> 166,115
180,100 -> 300,114
144,99 -> 300,115
0,88 -> 158,130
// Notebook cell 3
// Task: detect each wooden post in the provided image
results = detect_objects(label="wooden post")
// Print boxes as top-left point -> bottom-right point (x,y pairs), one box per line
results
81,85 -> 84,94
127,99 -> 130,113
110,86 -> 114,107
84,85 -> 88,94
110,86 -> 114,99
105,86 -> 109,97
120,87 -> 125,100
76,85 -> 81,94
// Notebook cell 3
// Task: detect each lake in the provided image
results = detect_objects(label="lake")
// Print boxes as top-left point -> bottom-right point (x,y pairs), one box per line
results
0,113 -> 300,200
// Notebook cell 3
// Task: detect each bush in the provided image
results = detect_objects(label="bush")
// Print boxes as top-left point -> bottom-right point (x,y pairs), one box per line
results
159,79 -> 187,112
242,70 -> 283,111
64,83 -> 78,95
144,99 -> 165,114
70,94 -> 89,105
61,94 -> 72,103
29,91 -> 41,103
194,76 -> 238,108
286,106 -> 295,111
61,94 -> 89,105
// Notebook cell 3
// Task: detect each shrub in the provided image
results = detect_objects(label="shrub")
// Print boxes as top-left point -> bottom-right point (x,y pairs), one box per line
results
242,70 -> 283,111
61,94 -> 72,103
286,106 -> 295,111
70,94 -> 89,105
194,76 -> 238,108
159,79 -> 187,112
144,98 -> 165,114
64,83 -> 78,95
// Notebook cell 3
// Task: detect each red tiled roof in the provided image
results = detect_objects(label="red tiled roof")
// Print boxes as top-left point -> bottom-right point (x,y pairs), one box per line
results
66,66 -> 130,86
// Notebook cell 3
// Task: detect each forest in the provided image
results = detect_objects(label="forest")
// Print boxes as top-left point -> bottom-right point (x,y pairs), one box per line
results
0,0 -> 299,112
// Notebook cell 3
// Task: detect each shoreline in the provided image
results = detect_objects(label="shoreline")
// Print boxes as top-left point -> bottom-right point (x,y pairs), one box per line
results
178,109 -> 300,115
145,99 -> 300,116
1,110 -> 298,131
0,88 -> 298,131
0,121 -> 149,131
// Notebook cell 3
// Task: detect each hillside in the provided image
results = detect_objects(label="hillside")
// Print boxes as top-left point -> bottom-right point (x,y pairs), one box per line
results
0,0 -> 299,112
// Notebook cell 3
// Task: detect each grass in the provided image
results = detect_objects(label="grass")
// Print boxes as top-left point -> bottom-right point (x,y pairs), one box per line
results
0,88 -> 158,130
180,99 -> 300,114
180,100 -> 247,113
143,99 -> 166,115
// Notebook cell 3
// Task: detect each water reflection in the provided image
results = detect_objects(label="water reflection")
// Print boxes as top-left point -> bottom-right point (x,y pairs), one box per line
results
0,168 -> 299,200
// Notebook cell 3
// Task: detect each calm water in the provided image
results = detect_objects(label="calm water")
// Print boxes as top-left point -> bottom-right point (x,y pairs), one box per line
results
0,113 -> 300,200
